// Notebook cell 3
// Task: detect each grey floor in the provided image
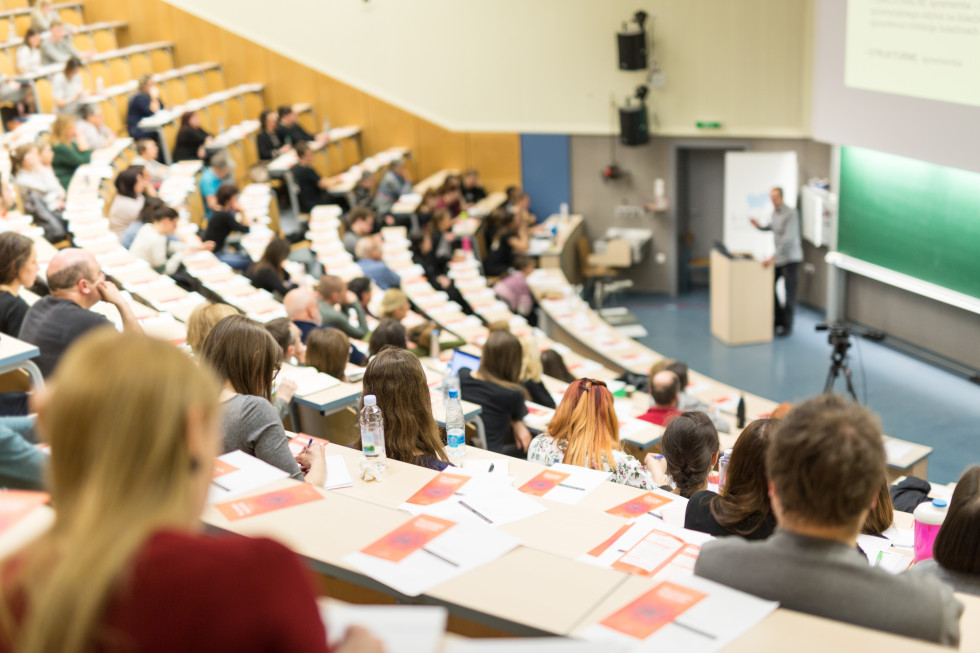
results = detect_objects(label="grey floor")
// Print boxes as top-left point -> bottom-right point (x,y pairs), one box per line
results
619,290 -> 980,485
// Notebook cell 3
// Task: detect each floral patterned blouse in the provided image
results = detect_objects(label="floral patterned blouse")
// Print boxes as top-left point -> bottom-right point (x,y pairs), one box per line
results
527,434 -> 657,490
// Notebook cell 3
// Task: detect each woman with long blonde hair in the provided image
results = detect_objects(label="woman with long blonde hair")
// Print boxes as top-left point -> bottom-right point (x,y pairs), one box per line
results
0,331 -> 380,653
527,378 -> 660,489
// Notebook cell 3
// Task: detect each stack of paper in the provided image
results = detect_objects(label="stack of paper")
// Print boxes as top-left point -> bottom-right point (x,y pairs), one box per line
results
579,575 -> 778,652
517,463 -> 611,505
322,603 -> 446,653
343,515 -> 521,596
278,366 -> 342,397
207,450 -> 290,503
579,515 -> 713,582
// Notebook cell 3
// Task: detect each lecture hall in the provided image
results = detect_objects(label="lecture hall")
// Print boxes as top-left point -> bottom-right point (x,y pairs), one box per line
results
0,0 -> 977,651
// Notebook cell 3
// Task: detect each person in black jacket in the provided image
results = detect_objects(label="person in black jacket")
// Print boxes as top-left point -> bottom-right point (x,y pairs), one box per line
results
246,238 -> 295,298
202,183 -> 251,271
126,75 -> 163,156
275,105 -> 313,145
171,111 -> 212,162
291,142 -> 348,214
256,109 -> 290,162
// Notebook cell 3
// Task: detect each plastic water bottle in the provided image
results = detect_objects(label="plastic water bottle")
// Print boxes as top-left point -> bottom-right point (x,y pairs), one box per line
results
430,328 -> 440,359
913,498 -> 948,562
360,395 -> 386,474
718,448 -> 733,491
446,387 -> 466,464
443,369 -> 459,405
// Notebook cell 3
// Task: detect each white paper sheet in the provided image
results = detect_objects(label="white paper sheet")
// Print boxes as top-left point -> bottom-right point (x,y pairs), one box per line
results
323,455 -> 354,490
207,450 -> 290,503
579,574 -> 778,653
322,603 -> 446,653
420,486 -> 548,528
343,520 -> 521,597
523,463 -> 611,506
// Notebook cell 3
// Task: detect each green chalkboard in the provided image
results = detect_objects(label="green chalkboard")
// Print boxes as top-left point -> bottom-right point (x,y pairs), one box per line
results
838,147 -> 980,300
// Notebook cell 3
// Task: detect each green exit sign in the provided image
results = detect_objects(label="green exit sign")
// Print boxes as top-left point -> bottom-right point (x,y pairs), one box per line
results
696,121 -> 722,129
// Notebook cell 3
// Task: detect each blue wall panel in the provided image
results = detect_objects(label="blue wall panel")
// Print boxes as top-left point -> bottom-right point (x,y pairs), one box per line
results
520,134 -> 571,222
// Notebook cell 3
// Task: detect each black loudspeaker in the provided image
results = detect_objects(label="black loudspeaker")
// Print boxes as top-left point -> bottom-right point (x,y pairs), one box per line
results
617,30 -> 647,70
619,104 -> 648,146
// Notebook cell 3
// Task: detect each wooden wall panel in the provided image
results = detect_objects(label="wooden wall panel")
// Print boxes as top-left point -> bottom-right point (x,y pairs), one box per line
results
218,29 -> 268,88
171,8 -> 220,67
466,133 -> 521,193
416,118 -> 467,182
87,0 -> 522,184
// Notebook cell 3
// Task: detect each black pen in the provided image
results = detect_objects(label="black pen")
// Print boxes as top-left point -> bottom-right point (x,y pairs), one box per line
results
211,479 -> 231,492
458,500 -> 493,524
421,547 -> 459,567
559,482 -> 586,491
488,462 -> 495,473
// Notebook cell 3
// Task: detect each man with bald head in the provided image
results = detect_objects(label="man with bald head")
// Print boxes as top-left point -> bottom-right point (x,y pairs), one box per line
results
284,288 -> 365,366
637,369 -> 682,426
19,249 -> 142,377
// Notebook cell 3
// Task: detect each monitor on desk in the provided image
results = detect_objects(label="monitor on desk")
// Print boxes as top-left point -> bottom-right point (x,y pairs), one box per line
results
448,350 -> 481,378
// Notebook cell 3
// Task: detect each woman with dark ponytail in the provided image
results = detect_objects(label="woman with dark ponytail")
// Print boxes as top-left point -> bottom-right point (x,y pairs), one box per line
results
648,411 -> 719,498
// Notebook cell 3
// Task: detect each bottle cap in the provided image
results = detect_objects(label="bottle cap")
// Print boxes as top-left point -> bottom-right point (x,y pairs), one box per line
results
363,394 -> 377,406
448,388 -> 459,399
932,499 -> 948,508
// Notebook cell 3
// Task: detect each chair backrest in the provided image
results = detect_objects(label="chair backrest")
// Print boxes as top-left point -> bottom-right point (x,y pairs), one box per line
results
206,102 -> 228,133
100,99 -> 122,133
108,56 -> 132,86
129,52 -> 152,78
150,48 -> 173,73
184,71 -> 206,99
12,15 -> 30,39
92,28 -> 117,52
162,78 -> 189,105
33,77 -> 53,114
203,68 -> 224,93
0,18 -> 12,43
0,50 -> 13,77
87,60 -> 109,89
60,7 -> 83,26
5,0 -> 29,9
73,32 -> 94,53
225,95 -> 245,126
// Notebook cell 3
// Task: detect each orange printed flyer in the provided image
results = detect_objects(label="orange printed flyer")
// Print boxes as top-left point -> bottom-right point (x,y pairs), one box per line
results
587,523 -> 633,558
605,492 -> 673,518
600,581 -> 707,640
404,473 -> 472,506
0,491 -> 49,534
212,459 -> 238,478
518,469 -> 570,497
216,483 -> 324,521
361,515 -> 456,562
612,529 -> 687,577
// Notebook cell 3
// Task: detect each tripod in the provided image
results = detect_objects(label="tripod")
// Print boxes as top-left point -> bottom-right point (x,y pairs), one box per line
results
824,345 -> 859,402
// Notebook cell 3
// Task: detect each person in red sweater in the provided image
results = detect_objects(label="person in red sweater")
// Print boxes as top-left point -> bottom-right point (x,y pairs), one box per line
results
637,369 -> 683,426
0,331 -> 381,653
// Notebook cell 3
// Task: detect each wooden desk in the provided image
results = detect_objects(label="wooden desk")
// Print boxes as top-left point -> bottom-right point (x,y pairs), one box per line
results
0,335 -> 43,388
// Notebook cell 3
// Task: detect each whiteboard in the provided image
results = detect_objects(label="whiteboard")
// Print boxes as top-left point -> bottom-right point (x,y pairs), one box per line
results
723,152 -> 799,258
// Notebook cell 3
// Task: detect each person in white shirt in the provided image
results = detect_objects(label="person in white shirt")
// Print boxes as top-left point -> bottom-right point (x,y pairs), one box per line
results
16,28 -> 43,75
51,57 -> 87,115
76,104 -> 116,150
129,205 -> 212,275
11,142 -> 65,214
130,139 -> 168,183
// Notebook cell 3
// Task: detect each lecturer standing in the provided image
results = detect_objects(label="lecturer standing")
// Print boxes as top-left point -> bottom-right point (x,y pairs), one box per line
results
750,187 -> 802,337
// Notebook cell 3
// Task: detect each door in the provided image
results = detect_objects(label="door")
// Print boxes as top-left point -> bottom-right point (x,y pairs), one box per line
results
678,148 -> 727,291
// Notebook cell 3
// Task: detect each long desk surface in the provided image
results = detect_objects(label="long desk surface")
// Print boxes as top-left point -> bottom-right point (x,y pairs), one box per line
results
200,444 -> 979,649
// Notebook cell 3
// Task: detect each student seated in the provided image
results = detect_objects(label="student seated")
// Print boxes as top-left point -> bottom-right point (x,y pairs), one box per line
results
12,142 -> 66,219
307,328 -> 350,381
695,395 -> 962,646
284,289 -> 366,365
528,378 -> 660,489
862,477 -> 895,536
343,207 -> 376,255
0,416 -> 44,490
126,75 -> 164,147
246,238 -> 296,299
107,166 -> 148,237
40,20 -> 85,65
291,141 -> 346,214
482,210 -> 529,278
460,168 -> 487,206
909,466 -> 980,596
275,105 -> 315,145
541,349 -> 576,383
646,411 -> 719,498
355,237 -> 401,290
200,150 -> 234,218
373,158 -> 413,218
665,360 -> 730,432
636,370 -> 683,426
360,347 -> 452,471
200,315 -> 326,484
0,233 -> 39,337
76,104 -> 116,150
15,29 -> 43,76
518,333 -> 555,408
348,277 -> 373,317
49,113 -> 92,190
493,255 -> 536,320
317,275 -> 369,339
130,205 -> 212,275
368,318 -> 407,358
379,288 -> 409,321
684,418 -> 777,539
202,182 -> 252,271
0,330 -> 381,653
264,317 -> 302,421
50,56 -> 86,115
172,111 -> 213,162
458,330 -> 530,457
131,138 -> 168,182
257,109 -> 290,161
185,301 -> 238,355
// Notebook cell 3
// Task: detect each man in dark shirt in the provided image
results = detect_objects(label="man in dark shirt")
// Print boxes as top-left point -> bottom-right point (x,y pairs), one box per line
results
126,75 -> 163,155
290,142 -> 348,215
202,182 -> 250,271
461,168 -> 487,206
19,249 -> 142,377
274,105 -> 314,145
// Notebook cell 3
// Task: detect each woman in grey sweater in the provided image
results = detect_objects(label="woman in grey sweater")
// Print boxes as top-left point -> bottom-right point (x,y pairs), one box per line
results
200,314 -> 326,485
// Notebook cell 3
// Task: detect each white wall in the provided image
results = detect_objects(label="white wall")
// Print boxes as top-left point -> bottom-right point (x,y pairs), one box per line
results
162,0 -> 812,136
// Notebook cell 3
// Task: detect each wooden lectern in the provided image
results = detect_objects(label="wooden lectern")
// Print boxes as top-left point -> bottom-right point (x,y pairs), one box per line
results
710,249 -> 774,345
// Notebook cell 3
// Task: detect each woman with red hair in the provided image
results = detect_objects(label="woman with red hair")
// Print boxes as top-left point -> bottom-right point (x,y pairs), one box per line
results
527,378 -> 660,489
